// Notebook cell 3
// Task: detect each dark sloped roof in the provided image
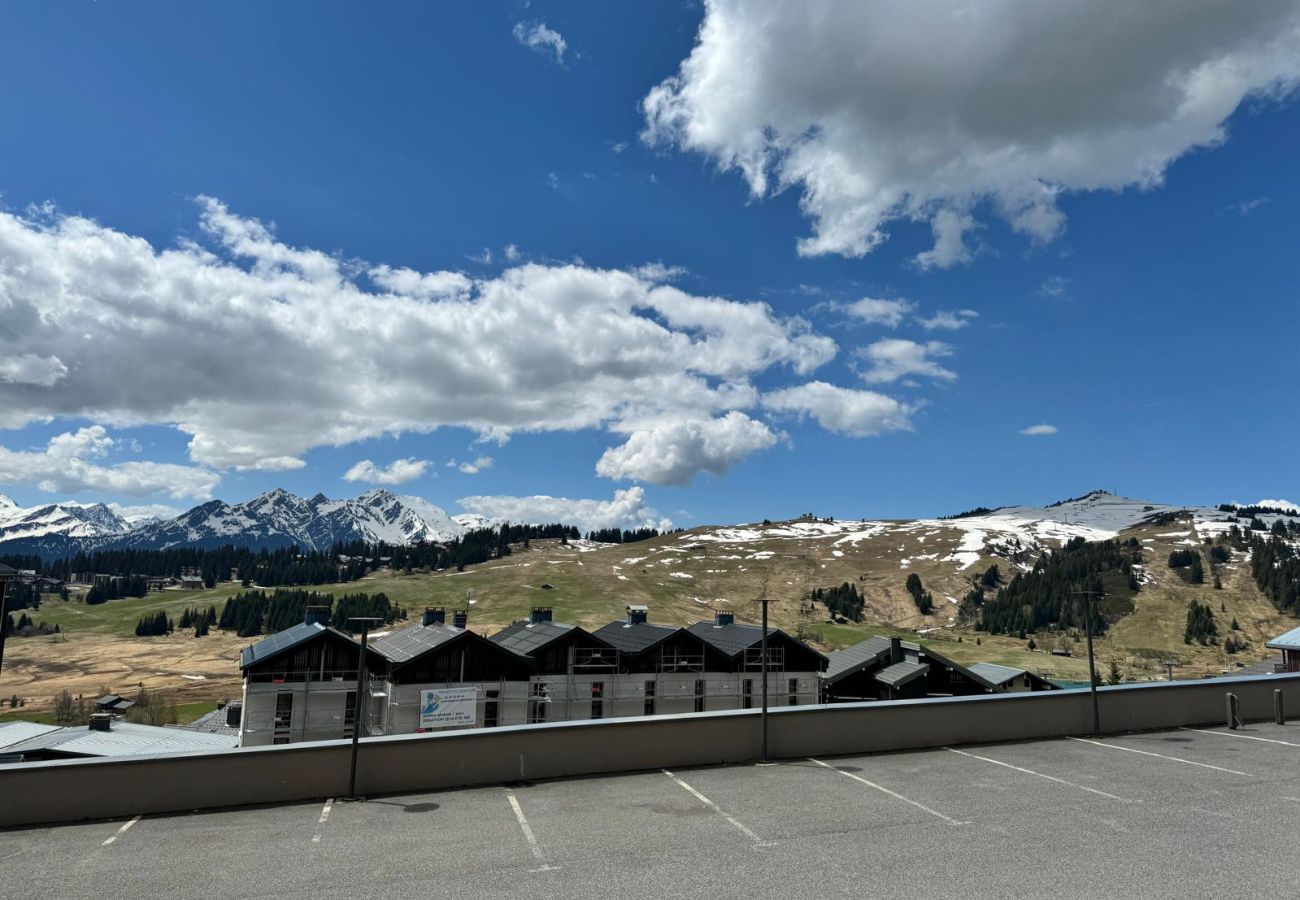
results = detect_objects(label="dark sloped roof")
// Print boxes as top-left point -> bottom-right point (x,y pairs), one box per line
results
372,622 -> 463,664
685,622 -> 827,664
241,621 -> 360,669
593,621 -> 680,655
0,563 -> 18,576
490,620 -> 578,657
917,645 -> 998,691
876,660 -> 929,688
968,662 -> 1025,687
824,636 -> 892,683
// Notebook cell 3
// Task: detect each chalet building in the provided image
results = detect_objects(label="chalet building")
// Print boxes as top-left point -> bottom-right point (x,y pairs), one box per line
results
821,636 -> 1000,702
490,608 -> 620,722
967,662 -> 1058,693
1266,626 -> 1300,673
685,614 -> 825,708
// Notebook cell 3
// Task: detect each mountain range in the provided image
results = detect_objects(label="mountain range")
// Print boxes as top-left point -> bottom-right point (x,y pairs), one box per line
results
0,489 -> 482,558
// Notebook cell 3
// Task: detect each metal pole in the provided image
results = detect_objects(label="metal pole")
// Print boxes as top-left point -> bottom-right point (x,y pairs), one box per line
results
0,575 -> 10,681
1274,689 -> 1285,725
347,617 -> 380,799
760,596 -> 769,762
1084,599 -> 1100,735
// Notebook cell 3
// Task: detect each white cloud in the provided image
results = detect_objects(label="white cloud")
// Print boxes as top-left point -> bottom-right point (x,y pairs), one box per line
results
108,502 -> 182,524
629,261 -> 687,283
643,1 -> 1300,263
513,21 -> 567,63
916,309 -> 978,331
1020,424 -> 1059,436
0,353 -> 68,387
763,382 -> 913,437
458,486 -> 672,533
504,244 -> 521,262
1235,197 -> 1271,215
858,339 -> 956,384
0,198 -> 840,480
0,426 -> 219,499
595,412 -> 778,486
457,456 -> 494,475
1039,276 -> 1070,298
845,297 -> 913,328
343,458 -> 431,485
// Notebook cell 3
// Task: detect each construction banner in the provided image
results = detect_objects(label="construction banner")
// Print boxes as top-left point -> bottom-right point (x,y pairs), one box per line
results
419,686 -> 478,729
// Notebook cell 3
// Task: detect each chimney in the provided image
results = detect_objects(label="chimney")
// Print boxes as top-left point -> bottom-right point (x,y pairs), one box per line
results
626,605 -> 648,625
304,606 -> 331,627
88,713 -> 112,732
889,636 -> 903,663
714,611 -> 735,627
530,607 -> 553,625
226,702 -> 243,728
452,609 -> 468,629
422,607 -> 446,627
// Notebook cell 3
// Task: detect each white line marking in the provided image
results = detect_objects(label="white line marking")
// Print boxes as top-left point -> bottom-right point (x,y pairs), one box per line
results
506,791 -> 558,872
318,798 -> 334,823
101,815 -> 141,846
1182,727 -> 1300,747
1069,737 -> 1254,777
808,758 -> 966,826
945,747 -> 1130,803
663,769 -> 773,847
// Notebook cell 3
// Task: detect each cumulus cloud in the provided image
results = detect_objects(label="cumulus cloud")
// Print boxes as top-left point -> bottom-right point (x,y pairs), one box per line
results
343,458 -> 431,485
595,412 -> 778,486
643,1 -> 1300,263
1039,276 -> 1070,298
458,486 -> 672,533
450,455 -> 494,475
763,382 -> 913,437
845,297 -> 912,328
916,309 -> 978,331
1020,424 -> 1059,436
0,198 -> 842,484
514,21 -> 567,63
0,353 -> 68,387
108,502 -> 182,524
0,426 -> 218,499
858,340 -> 956,385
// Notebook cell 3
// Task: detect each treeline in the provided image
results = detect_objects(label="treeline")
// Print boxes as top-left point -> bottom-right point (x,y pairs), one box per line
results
134,611 -> 175,636
939,507 -> 998,520
179,605 -> 218,637
87,575 -> 149,604
1167,549 -> 1204,584
2,612 -> 60,637
584,527 -> 661,544
811,582 -> 865,622
49,546 -> 355,588
218,589 -> 406,638
979,537 -> 1141,637
1249,535 -> 1300,615
1219,503 -> 1299,519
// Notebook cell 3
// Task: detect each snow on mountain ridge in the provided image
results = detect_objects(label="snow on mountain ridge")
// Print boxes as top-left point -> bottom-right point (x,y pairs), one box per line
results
0,498 -> 132,542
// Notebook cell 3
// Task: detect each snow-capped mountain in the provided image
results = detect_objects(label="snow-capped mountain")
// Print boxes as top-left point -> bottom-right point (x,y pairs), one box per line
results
0,495 -> 132,543
109,488 -> 470,552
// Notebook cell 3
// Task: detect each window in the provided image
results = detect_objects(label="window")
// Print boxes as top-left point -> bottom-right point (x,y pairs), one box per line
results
694,679 -> 705,713
591,681 -> 604,719
273,692 -> 293,730
742,678 -> 753,709
788,677 -> 799,707
343,691 -> 357,738
485,689 -> 499,728
643,680 -> 656,716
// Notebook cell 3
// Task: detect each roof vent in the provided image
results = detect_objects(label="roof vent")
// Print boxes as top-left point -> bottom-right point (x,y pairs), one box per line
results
88,713 -> 112,732
530,607 -> 553,624
627,605 -> 648,625
304,606 -> 331,626
452,609 -> 468,629
714,611 -> 735,627
422,607 -> 446,627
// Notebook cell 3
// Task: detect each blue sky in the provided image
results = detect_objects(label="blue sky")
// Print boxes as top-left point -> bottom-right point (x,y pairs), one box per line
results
1,2 -> 1298,529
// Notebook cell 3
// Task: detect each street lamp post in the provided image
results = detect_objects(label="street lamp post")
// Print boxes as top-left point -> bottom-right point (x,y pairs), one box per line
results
0,564 -> 18,681
346,617 -> 381,800
1072,590 -> 1102,735
760,595 -> 770,762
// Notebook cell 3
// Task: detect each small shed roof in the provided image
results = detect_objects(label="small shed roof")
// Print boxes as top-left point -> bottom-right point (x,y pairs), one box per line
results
1266,625 -> 1300,652
824,636 -> 893,683
968,662 -> 1026,687
876,660 -> 929,688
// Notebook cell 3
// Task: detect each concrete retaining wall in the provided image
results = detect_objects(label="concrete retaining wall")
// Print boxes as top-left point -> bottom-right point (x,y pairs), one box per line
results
4,673 -> 1297,828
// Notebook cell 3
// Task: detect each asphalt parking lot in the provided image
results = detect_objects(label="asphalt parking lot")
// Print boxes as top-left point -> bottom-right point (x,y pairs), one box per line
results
3,724 -> 1299,900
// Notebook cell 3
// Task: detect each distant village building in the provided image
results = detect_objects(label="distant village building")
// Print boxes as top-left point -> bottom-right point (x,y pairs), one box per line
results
821,636 -> 1036,702
1265,626 -> 1300,673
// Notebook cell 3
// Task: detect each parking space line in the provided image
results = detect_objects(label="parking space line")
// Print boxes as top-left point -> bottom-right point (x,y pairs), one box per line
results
1069,737 -> 1254,777
808,757 -> 966,826
506,790 -> 559,872
101,815 -> 141,846
1182,727 -> 1300,748
311,798 -> 334,844
945,747 -> 1130,803
662,769 -> 773,847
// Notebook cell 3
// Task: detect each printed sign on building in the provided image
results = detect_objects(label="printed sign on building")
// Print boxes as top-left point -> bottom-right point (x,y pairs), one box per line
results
419,686 -> 479,729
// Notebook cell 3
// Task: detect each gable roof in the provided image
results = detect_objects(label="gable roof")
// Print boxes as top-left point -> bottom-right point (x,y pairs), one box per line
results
968,662 -> 1027,687
1266,625 -> 1300,652
876,660 -> 929,688
824,636 -> 893,683
593,621 -> 681,655
372,621 -> 464,664
491,620 -> 582,657
240,621 -> 360,669
0,563 -> 18,576
685,621 -> 829,664
0,721 -> 235,758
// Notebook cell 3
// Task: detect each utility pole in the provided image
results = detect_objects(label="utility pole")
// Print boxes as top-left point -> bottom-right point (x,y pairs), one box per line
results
1072,590 -> 1102,735
347,617 -> 381,800
0,564 -> 17,681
